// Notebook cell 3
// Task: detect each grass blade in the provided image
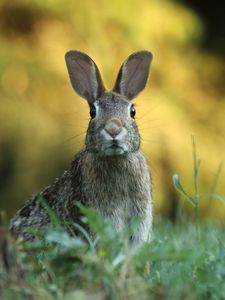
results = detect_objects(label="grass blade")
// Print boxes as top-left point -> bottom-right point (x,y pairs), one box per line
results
208,163 -> 223,201
172,174 -> 196,206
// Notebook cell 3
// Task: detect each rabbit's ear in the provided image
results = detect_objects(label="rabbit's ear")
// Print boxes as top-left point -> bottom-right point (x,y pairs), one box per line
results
65,51 -> 105,104
113,51 -> 153,100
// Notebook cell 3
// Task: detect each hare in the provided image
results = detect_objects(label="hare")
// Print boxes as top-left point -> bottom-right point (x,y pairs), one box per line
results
10,50 -> 153,245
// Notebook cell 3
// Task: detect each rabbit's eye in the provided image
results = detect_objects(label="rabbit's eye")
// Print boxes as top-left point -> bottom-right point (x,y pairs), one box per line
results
130,105 -> 136,118
90,105 -> 96,119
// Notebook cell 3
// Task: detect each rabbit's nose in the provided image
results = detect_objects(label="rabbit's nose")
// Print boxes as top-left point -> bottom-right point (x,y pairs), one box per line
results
104,118 -> 122,139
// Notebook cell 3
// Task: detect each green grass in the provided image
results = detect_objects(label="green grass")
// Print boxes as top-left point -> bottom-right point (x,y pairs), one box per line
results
1,138 -> 225,300
1,213 -> 225,300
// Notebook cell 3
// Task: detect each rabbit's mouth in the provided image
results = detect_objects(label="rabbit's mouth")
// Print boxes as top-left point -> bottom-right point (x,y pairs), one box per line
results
103,142 -> 126,156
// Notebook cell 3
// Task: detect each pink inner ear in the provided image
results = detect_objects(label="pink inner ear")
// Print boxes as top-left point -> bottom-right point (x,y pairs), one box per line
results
120,57 -> 142,96
113,51 -> 152,100
65,50 -> 105,104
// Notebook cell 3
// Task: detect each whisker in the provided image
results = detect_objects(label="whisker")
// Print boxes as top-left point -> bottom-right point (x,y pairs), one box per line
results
135,104 -> 160,120
62,131 -> 86,144
139,126 -> 161,131
140,137 -> 159,144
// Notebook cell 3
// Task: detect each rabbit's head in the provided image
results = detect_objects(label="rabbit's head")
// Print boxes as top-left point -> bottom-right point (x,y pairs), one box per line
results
65,51 -> 152,156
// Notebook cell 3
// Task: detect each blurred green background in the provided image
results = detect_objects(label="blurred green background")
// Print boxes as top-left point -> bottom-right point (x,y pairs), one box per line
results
0,0 -> 224,221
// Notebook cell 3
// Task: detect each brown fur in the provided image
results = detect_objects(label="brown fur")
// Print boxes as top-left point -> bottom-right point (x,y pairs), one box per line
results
10,51 -> 153,245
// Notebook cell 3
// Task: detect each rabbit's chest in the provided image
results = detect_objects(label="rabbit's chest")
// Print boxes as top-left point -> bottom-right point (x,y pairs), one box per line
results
80,152 -> 151,231
92,185 -> 133,230
83,167 -> 139,229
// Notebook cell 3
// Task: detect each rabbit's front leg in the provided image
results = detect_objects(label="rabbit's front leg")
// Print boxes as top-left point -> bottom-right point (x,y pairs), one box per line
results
129,201 -> 152,246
